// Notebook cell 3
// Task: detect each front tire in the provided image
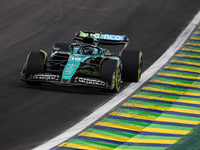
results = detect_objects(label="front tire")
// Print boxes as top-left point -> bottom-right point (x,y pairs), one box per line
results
24,52 -> 46,84
121,50 -> 143,82
101,59 -> 121,92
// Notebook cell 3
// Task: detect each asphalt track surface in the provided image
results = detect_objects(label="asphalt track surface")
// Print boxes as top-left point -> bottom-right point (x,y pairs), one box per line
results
0,1 -> 200,150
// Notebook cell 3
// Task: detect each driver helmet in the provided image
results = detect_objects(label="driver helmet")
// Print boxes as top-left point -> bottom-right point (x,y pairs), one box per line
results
92,48 -> 98,55
73,46 -> 79,53
70,44 -> 80,54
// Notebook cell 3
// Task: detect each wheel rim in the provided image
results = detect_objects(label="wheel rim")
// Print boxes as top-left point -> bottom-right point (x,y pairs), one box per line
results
115,67 -> 121,91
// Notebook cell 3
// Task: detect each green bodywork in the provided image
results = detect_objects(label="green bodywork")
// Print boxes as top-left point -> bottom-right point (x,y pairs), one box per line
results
50,46 -> 121,81
62,54 -> 91,80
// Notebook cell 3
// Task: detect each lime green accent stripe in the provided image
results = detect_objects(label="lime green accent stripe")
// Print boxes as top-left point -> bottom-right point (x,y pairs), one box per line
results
178,51 -> 200,56
192,34 -> 200,37
186,88 -> 200,93
172,57 -> 200,64
165,64 -> 200,70
183,46 -> 200,50
115,108 -> 160,117
141,86 -> 185,95
79,131 -> 129,142
177,98 -> 200,105
158,113 -> 200,122
134,91 -> 200,106
144,84 -> 187,92
187,40 -> 200,44
152,76 -> 193,84
111,111 -> 156,121
191,34 -> 200,37
127,99 -> 171,107
157,72 -> 198,79
179,95 -> 200,101
150,79 -> 191,87
137,91 -> 179,99
116,145 -> 166,150
160,69 -> 199,77
147,123 -> 192,131
95,121 -> 144,132
64,139 -> 117,149
133,93 -> 177,102
86,128 -> 134,138
171,104 -> 200,111
133,134 -> 180,140
165,64 -> 200,73
123,102 -> 168,111
155,115 -> 200,125
102,118 -> 149,127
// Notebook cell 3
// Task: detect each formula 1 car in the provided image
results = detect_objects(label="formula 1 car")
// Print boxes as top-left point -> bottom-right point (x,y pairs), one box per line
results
21,31 -> 143,92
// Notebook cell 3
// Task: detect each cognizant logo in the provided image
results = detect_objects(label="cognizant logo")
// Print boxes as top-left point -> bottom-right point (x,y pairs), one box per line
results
101,34 -> 124,41
80,32 -> 124,41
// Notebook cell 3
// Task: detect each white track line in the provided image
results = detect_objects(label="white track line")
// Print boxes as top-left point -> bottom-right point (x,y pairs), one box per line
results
33,11 -> 200,150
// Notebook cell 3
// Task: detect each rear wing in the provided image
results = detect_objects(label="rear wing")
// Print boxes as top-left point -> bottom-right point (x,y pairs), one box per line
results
74,31 -> 129,45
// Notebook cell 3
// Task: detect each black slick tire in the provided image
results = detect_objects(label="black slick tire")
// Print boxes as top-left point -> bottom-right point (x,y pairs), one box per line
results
101,59 -> 121,92
121,50 -> 143,82
24,52 -> 46,85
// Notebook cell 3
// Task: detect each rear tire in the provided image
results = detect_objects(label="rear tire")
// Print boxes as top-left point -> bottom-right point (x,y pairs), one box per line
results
101,59 -> 121,92
121,50 -> 143,82
24,52 -> 46,85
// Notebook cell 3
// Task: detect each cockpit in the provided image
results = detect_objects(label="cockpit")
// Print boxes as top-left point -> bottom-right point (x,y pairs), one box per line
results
69,43 -> 100,55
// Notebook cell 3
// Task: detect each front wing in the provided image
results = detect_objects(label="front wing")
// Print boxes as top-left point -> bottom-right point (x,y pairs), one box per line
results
21,73 -> 111,89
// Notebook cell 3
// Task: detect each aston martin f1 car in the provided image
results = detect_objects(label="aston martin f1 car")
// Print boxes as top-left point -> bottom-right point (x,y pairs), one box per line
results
21,31 -> 143,92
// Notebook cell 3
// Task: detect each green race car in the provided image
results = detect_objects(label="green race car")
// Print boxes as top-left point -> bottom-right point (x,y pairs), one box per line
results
21,31 -> 143,92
